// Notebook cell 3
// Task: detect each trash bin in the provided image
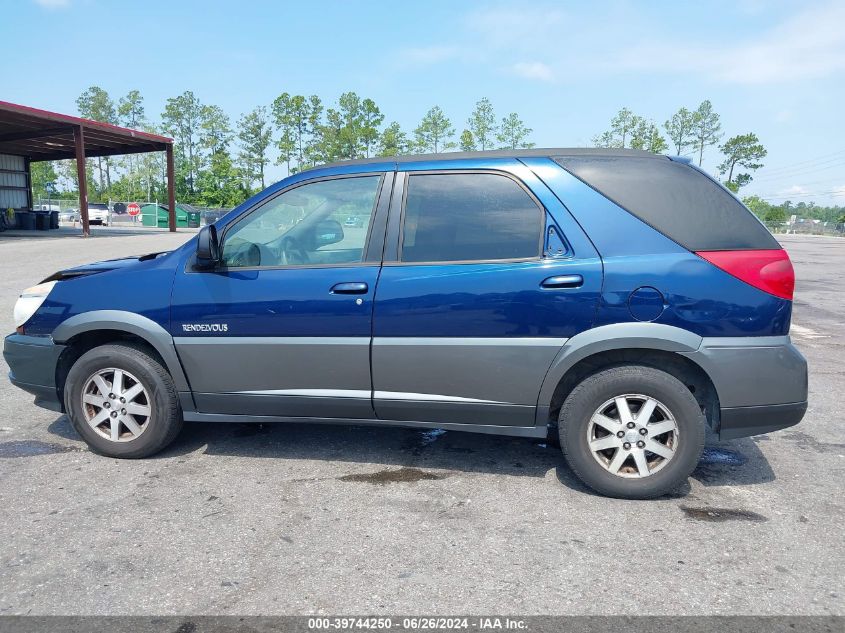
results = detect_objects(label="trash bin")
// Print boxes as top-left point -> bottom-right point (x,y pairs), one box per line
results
34,212 -> 49,230
17,212 -> 35,230
186,210 -> 201,228
141,205 -> 158,227
49,211 -> 59,229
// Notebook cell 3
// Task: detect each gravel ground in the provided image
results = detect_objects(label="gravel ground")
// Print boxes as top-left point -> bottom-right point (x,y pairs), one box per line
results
0,230 -> 842,615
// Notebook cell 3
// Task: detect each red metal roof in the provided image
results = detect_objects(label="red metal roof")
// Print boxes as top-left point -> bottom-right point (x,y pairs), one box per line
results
0,100 -> 173,162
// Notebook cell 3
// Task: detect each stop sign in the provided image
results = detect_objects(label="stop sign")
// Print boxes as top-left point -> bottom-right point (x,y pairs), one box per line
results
127,202 -> 141,217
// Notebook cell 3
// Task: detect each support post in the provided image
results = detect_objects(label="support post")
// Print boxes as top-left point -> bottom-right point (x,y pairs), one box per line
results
166,144 -> 176,232
24,157 -> 33,211
73,125 -> 90,236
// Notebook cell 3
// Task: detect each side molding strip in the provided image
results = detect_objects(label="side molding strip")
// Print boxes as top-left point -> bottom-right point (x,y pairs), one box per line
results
233,388 -> 507,405
374,337 -> 569,347
175,336 -> 568,347
173,336 -> 370,346
236,389 -> 371,398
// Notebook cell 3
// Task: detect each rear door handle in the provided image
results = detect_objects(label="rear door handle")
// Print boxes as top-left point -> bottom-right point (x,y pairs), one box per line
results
541,274 -> 583,289
330,282 -> 369,294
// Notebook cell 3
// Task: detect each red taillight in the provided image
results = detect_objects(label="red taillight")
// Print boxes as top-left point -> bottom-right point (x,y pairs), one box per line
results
695,249 -> 795,300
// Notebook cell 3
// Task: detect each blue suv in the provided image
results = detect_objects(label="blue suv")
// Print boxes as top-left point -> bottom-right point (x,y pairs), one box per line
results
4,149 -> 808,498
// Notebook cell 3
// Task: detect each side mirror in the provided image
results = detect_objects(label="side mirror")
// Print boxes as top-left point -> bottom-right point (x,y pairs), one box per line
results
314,219 -> 344,248
196,224 -> 220,269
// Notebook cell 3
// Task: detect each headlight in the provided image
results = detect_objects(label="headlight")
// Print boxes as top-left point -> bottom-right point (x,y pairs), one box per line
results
13,281 -> 56,328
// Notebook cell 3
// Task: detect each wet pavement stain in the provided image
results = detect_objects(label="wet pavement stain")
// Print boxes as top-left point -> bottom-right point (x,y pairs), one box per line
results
782,431 -> 845,454
402,429 -> 447,456
693,447 -> 749,483
0,440 -> 82,458
680,506 -> 768,523
698,447 -> 748,466
338,467 -> 446,484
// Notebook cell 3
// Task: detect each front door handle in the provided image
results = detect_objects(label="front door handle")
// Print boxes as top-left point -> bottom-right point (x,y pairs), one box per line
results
330,282 -> 369,294
541,274 -> 583,289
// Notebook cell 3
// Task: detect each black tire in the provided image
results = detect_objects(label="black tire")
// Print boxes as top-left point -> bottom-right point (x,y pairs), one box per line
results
64,343 -> 183,458
559,364 -> 705,499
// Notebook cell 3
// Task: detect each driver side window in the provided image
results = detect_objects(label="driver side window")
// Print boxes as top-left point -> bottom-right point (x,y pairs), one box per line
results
221,175 -> 382,268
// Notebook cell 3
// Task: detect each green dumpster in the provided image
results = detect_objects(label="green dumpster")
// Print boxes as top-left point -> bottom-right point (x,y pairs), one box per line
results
140,203 -> 161,227
140,203 -> 189,228
186,210 -> 201,228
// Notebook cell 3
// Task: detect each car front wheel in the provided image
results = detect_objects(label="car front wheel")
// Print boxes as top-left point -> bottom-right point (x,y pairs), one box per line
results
559,364 -> 705,499
64,343 -> 183,458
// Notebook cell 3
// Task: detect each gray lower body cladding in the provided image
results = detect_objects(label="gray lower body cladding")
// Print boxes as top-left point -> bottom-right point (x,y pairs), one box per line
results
175,336 -> 566,427
371,337 -> 565,427
175,337 -> 375,419
7,328 -> 808,442
682,336 -> 808,439
718,401 -> 807,440
3,334 -> 65,412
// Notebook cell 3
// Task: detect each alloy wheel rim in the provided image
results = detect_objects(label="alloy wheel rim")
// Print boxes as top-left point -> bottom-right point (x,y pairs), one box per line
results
586,393 -> 679,478
80,368 -> 152,442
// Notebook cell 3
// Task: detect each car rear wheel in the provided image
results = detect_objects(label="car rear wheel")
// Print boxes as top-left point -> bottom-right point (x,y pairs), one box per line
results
64,343 -> 183,458
559,364 -> 705,499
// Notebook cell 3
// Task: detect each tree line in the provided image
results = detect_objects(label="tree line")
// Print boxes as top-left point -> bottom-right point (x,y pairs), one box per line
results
743,197 -> 845,225
32,88 -> 839,221
593,100 -> 767,194
32,88 -> 535,208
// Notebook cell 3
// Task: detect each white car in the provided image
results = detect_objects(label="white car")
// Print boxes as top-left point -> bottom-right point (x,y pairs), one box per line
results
87,203 -> 110,226
59,209 -> 79,223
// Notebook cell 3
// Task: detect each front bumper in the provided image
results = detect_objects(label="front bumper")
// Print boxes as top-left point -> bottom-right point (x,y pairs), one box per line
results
3,333 -> 65,412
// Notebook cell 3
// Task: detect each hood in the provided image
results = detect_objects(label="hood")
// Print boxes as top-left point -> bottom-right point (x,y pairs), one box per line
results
42,251 -> 170,283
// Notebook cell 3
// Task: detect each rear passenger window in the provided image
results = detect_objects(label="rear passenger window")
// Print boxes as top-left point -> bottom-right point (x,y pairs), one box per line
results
401,173 -> 542,263
554,156 -> 780,251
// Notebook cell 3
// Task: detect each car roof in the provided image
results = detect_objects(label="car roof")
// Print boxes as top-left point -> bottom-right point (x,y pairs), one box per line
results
305,147 -> 662,172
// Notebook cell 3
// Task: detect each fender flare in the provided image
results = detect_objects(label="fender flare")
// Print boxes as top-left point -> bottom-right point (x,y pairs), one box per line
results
52,310 -> 190,391
536,323 -> 705,416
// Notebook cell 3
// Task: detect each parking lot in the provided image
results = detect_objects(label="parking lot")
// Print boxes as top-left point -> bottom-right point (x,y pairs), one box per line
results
0,231 -> 842,615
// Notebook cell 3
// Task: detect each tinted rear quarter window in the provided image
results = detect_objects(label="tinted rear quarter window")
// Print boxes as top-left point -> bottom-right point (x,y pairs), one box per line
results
554,156 -> 779,251
401,173 -> 542,262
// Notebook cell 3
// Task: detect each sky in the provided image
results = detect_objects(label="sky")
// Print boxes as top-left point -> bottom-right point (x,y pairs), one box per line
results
3,0 -> 845,205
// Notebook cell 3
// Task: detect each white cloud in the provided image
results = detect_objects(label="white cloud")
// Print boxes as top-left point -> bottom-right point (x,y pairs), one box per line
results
393,1 -> 845,86
615,2 -> 845,84
395,5 -> 566,79
33,0 -> 70,8
779,185 -> 810,196
508,61 -> 555,82
717,3 -> 845,83
832,185 -> 845,200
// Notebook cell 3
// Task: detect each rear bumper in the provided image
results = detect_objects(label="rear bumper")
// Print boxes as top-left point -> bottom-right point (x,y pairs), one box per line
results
719,401 -> 807,440
3,333 -> 65,412
682,335 -> 808,440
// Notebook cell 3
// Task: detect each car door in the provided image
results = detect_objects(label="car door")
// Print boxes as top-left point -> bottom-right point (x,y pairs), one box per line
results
171,172 -> 393,419
371,161 -> 602,428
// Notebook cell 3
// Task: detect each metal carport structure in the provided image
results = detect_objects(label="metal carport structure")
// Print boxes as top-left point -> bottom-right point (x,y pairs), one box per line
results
0,100 -> 176,235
